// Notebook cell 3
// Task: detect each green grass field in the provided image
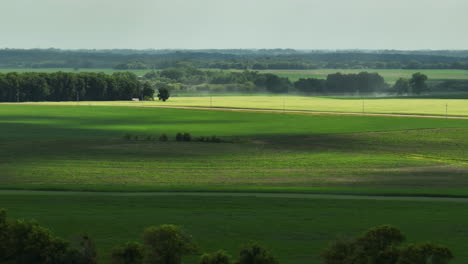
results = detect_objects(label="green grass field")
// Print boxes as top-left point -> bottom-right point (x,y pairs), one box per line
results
1,104 -> 468,195
2,103 -> 468,263
1,68 -> 467,83
3,191 -> 468,264
22,95 -> 468,116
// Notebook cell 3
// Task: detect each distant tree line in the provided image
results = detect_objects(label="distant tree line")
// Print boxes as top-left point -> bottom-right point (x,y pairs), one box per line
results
0,72 -> 154,102
144,67 -> 392,95
0,209 -> 454,264
1,49 -> 468,70
0,68 -> 436,102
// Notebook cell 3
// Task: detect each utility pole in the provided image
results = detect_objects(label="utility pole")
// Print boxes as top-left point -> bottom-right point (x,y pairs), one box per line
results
446,103 -> 448,119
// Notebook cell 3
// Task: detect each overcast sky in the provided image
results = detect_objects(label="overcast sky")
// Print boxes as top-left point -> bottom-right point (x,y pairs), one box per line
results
1,0 -> 467,50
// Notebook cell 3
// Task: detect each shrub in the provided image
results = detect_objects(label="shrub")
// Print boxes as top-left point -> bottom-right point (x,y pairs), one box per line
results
159,134 -> 168,142
183,133 -> 192,142
124,133 -> 132,141
195,135 -> 224,143
237,243 -> 279,264
0,209 -> 94,264
111,242 -> 144,264
210,136 -> 221,143
143,224 -> 198,264
321,225 -> 453,264
176,133 -> 184,142
199,250 -> 232,264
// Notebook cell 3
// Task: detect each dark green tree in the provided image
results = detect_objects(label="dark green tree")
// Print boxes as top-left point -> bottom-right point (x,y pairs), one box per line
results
397,243 -> 453,264
143,224 -> 198,264
111,242 -> 145,264
157,88 -> 170,102
142,82 -> 155,100
321,225 -> 452,264
410,73 -> 428,95
393,78 -> 411,95
199,250 -> 232,264
237,243 -> 279,264
0,209 -> 91,264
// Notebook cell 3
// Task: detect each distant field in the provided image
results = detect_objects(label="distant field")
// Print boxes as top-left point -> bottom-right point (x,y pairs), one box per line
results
24,95 -> 468,116
1,104 -> 468,196
1,68 -> 467,83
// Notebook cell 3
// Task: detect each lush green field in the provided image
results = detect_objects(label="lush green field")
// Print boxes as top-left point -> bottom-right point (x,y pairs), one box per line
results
2,191 -> 468,264
1,104 -> 468,195
22,95 -> 468,116
2,104 -> 468,263
1,68 -> 467,83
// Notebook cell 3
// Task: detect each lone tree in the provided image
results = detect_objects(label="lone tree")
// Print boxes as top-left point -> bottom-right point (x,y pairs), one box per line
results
393,78 -> 410,95
321,225 -> 453,264
410,73 -> 428,95
157,88 -> 170,102
237,243 -> 279,264
143,224 -> 198,264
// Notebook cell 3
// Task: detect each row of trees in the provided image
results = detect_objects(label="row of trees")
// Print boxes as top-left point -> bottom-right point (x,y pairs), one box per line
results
0,69 -> 430,102
3,49 -> 468,70
0,72 -> 154,102
144,67 -> 394,95
0,209 -> 454,264
116,60 -> 468,71
146,66 -> 434,95
392,73 -> 429,95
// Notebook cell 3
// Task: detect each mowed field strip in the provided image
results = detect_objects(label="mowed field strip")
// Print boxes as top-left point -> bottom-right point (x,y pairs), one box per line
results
9,95 -> 468,117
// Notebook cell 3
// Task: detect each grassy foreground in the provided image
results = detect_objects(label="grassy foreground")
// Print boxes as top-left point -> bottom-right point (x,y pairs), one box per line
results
22,95 -> 468,116
2,103 -> 468,264
2,191 -> 468,264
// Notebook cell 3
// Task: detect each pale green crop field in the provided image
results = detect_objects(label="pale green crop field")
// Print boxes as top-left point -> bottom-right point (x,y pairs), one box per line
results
22,96 -> 468,116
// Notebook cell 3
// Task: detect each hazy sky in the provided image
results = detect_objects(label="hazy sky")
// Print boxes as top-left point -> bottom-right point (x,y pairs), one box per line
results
1,0 -> 467,50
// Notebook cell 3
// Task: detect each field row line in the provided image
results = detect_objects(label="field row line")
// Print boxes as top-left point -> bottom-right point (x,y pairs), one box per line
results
4,102 -> 468,120
130,105 -> 468,120
2,190 -> 468,203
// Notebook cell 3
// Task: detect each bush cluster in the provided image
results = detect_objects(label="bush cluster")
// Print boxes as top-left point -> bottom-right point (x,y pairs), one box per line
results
195,136 -> 224,143
124,133 -> 226,143
175,132 -> 192,142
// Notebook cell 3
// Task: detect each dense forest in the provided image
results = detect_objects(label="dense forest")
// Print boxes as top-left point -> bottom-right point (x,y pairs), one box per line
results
0,72 -> 154,102
1,49 -> 468,70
